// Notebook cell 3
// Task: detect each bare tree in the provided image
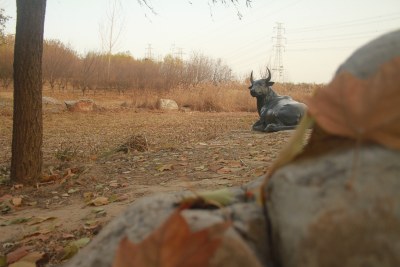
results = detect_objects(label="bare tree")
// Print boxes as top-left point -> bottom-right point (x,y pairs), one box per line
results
99,0 -> 125,87
11,0 -> 46,184
42,39 -> 77,91
0,34 -> 14,89
76,52 -> 101,96
0,7 -> 10,44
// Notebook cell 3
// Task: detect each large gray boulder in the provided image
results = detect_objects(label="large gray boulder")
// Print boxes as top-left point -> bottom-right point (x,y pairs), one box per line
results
266,145 -> 400,267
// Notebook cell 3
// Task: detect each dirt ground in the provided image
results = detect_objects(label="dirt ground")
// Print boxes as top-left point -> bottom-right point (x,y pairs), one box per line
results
0,98 -> 293,266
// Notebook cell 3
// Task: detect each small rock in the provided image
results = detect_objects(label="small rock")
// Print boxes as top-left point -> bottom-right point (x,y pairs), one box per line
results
65,99 -> 98,112
157,99 -> 178,110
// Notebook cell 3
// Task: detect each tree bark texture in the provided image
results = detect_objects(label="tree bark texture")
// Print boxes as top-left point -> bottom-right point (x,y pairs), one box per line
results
11,0 -> 46,184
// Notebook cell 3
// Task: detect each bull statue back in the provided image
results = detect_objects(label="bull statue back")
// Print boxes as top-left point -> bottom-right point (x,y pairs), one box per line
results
248,68 -> 307,132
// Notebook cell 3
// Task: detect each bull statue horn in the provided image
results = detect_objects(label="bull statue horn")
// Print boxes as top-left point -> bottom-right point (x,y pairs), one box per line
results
250,71 -> 254,84
266,68 -> 271,82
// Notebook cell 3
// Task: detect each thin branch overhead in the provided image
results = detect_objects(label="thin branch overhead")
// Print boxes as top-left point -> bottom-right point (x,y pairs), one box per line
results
137,0 -> 157,15
212,0 -> 252,7
210,0 -> 252,19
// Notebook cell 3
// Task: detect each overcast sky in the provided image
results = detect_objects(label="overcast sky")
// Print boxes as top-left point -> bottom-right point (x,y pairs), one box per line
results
2,0 -> 400,83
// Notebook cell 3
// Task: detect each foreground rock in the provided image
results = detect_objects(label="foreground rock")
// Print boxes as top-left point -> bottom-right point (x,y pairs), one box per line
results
62,184 -> 268,267
65,99 -> 97,112
266,145 -> 400,267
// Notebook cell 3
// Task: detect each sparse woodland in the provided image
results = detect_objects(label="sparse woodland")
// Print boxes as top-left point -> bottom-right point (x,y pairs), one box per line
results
0,34 -> 320,112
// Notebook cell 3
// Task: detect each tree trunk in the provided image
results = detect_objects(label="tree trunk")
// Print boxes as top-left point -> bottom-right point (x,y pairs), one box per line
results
11,0 -> 47,184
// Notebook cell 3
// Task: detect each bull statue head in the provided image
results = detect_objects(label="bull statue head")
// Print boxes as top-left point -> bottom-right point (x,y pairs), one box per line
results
249,68 -> 275,97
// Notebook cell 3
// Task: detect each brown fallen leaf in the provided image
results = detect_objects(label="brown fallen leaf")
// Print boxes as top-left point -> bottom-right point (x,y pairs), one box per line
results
304,56 -> 400,150
90,197 -> 109,206
6,246 -> 30,265
22,228 -> 53,240
62,233 -> 75,240
0,194 -> 13,201
113,209 -> 230,267
40,174 -> 60,182
227,161 -> 242,168
178,188 -> 235,209
216,167 -> 232,174
10,251 -> 45,267
83,192 -> 94,202
27,216 -> 56,226
157,164 -> 174,172
11,197 -> 22,207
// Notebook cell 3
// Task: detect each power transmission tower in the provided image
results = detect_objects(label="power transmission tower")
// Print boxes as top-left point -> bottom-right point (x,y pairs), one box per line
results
174,47 -> 185,61
145,43 -> 153,60
272,22 -> 286,82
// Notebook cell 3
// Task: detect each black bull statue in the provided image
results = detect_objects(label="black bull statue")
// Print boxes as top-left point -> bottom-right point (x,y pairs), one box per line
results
249,69 -> 307,132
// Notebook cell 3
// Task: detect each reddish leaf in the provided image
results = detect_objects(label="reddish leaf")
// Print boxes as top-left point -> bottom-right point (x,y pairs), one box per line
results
305,57 -> 400,149
11,251 -> 45,266
113,209 -> 230,267
7,246 -> 30,264
216,167 -> 232,174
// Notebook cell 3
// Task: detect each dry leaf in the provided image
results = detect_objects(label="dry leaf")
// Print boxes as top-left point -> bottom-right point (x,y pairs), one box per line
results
61,237 -> 91,260
12,197 -> 22,207
179,188 -> 235,209
6,246 -> 30,264
90,197 -> 109,206
27,216 -> 56,226
157,164 -> 174,172
259,112 -> 314,205
305,57 -> 400,150
40,174 -> 60,182
0,194 -> 13,201
1,217 -> 31,226
266,112 -> 314,178
227,161 -> 242,168
22,228 -> 52,240
9,251 -> 45,267
194,165 -> 206,171
113,209 -> 230,267
216,167 -> 232,174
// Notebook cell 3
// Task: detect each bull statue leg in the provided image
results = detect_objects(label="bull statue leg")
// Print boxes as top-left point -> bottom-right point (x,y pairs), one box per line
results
252,119 -> 265,131
264,124 -> 299,132
262,104 -> 306,132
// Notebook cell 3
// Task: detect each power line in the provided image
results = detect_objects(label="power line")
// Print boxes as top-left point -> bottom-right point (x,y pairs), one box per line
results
288,30 -> 385,44
288,13 -> 400,33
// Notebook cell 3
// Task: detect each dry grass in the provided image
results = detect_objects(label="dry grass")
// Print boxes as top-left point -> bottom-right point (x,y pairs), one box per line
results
165,83 -> 256,112
22,81 -> 316,112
